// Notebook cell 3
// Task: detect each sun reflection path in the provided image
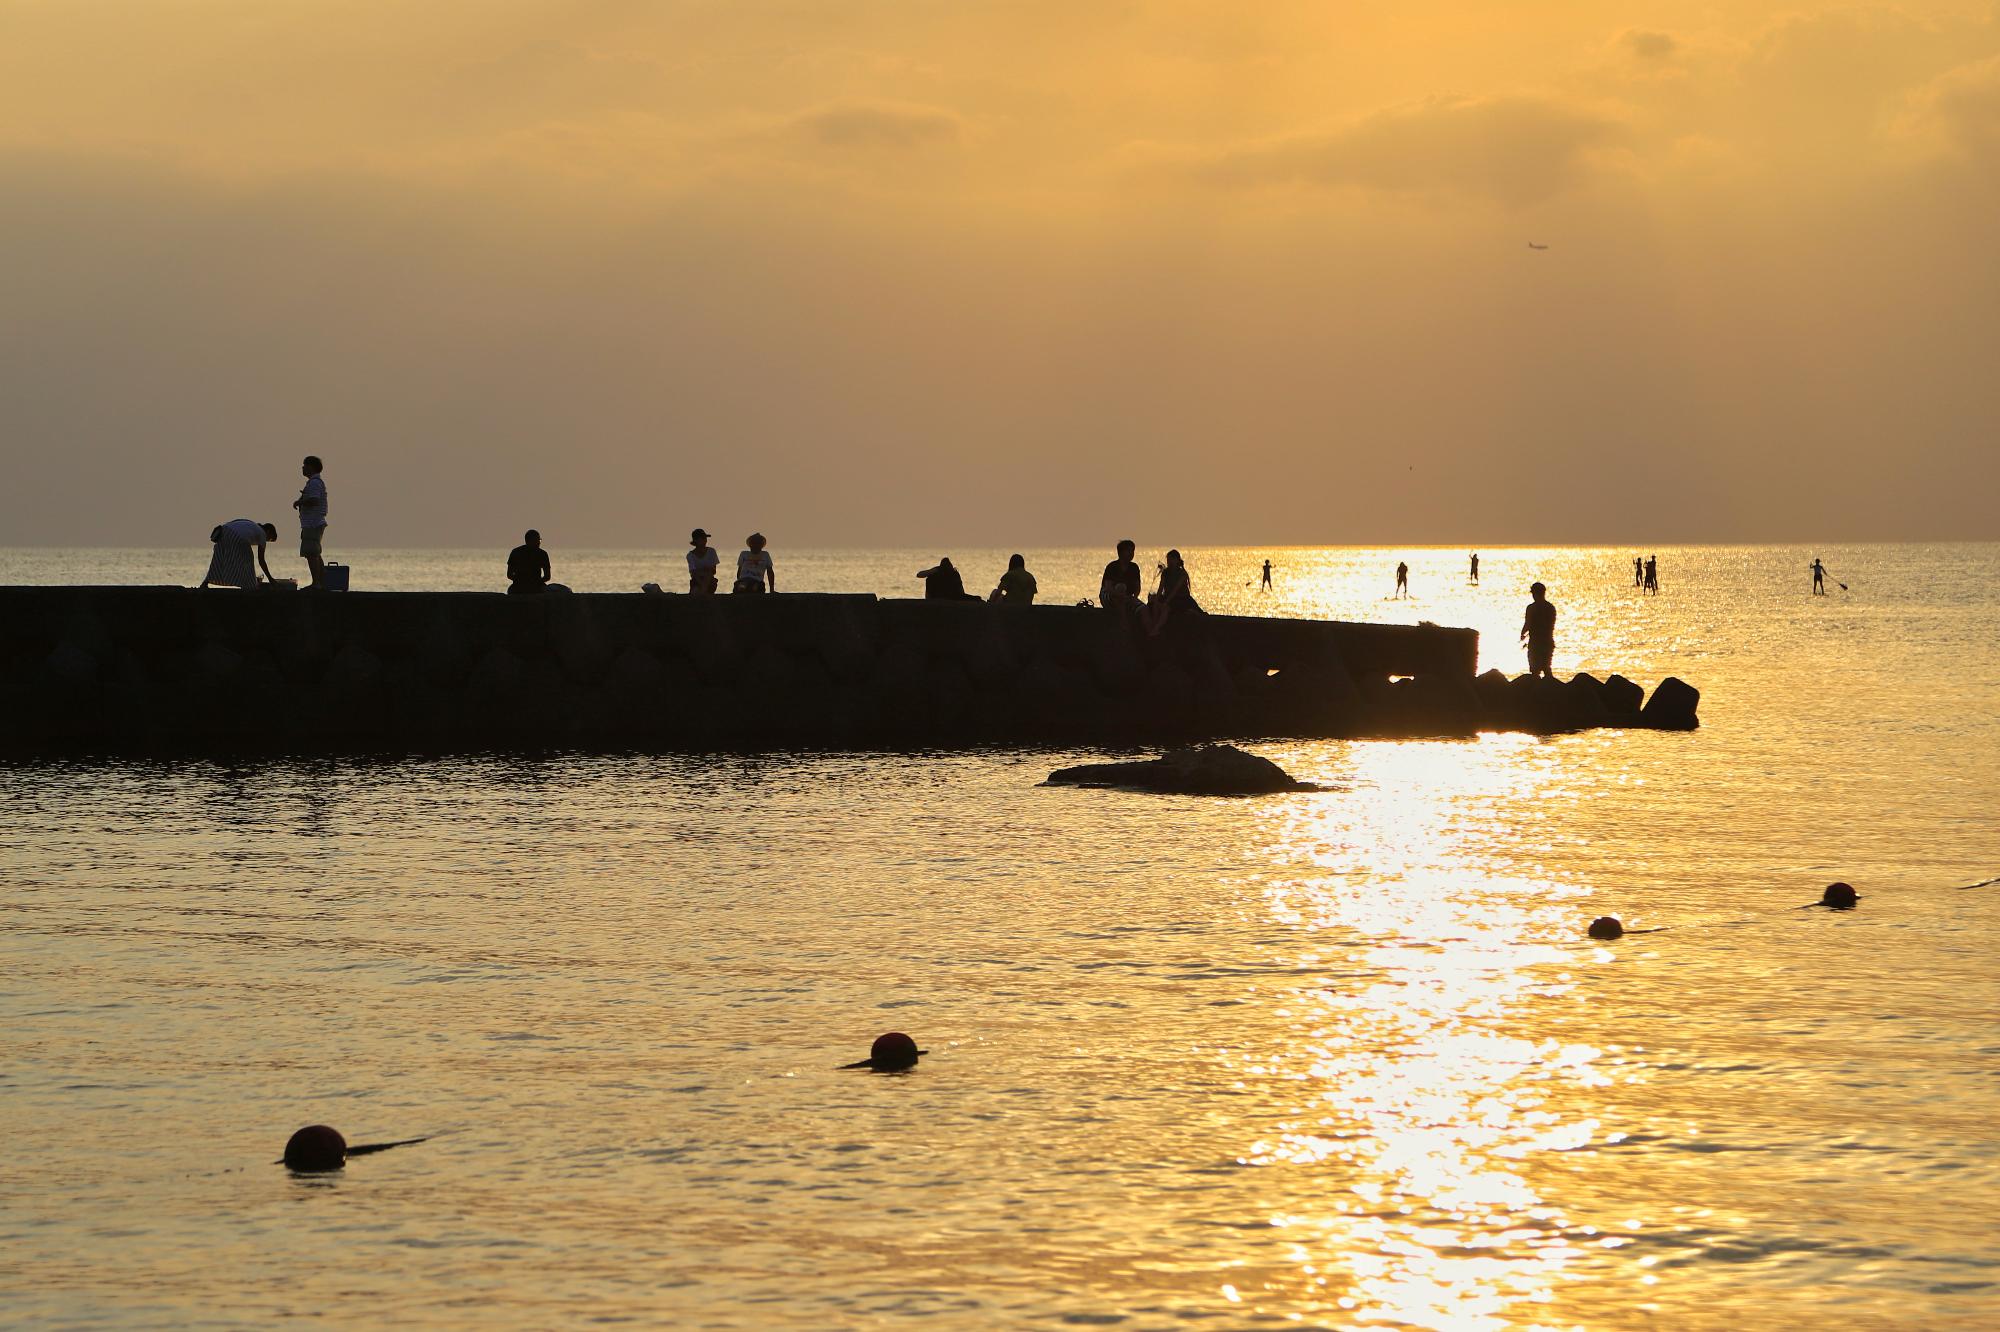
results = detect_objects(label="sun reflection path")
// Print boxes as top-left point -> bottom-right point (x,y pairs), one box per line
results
1236,736 -> 1613,1329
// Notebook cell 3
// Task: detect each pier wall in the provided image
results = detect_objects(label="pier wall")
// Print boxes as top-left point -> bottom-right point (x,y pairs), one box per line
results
0,588 -> 1691,752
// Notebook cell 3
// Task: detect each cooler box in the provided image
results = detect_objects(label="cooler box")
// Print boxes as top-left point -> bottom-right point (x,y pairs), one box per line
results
323,563 -> 350,591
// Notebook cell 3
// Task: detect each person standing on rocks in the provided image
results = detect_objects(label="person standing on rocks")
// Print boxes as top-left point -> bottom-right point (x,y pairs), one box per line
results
507,530 -> 551,594
201,519 -> 279,589
734,533 -> 775,594
1521,582 -> 1557,679
293,456 -> 328,589
687,528 -> 720,595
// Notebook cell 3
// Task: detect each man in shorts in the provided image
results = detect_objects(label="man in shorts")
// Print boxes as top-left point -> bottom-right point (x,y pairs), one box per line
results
294,455 -> 328,588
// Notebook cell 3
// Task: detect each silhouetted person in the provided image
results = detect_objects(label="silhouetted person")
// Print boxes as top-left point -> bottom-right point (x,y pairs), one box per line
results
734,532 -> 775,594
1634,556 -> 1644,588
1261,558 -> 1274,591
507,530 -> 551,594
687,528 -> 719,594
994,553 -> 1037,605
1394,561 -> 1409,598
918,557 -> 976,600
1100,539 -> 1142,607
1143,548 -> 1200,634
1810,558 -> 1828,595
1469,552 -> 1479,584
1644,555 -> 1658,595
202,519 -> 280,589
293,456 -> 328,589
1521,581 -> 1556,678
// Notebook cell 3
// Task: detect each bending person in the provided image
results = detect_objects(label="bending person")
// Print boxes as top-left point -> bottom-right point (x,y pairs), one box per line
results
201,520 -> 279,589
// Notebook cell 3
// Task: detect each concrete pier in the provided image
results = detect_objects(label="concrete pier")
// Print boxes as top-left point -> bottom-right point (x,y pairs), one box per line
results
0,587 -> 1693,752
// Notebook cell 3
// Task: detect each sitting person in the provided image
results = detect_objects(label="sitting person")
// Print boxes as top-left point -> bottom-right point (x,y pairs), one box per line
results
917,556 -> 977,600
687,528 -> 719,594
733,532 -> 776,594
1143,548 -> 1201,635
200,519 -> 279,589
1099,538 -> 1142,608
507,529 -> 551,595
993,553 -> 1037,605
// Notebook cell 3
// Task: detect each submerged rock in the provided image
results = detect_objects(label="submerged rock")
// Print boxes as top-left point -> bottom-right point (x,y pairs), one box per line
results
1046,744 -> 1309,795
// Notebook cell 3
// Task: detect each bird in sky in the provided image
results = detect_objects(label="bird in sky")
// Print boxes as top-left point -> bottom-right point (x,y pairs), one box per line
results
1527,242 -> 1550,250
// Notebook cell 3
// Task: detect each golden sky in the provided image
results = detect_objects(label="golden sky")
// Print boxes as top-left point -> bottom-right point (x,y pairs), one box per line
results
3,2 -> 1996,545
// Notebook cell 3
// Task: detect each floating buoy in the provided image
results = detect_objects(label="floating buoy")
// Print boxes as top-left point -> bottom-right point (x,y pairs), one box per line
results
283,1124 -> 347,1172
1587,916 -> 1625,941
842,1031 -> 926,1071
1820,882 -> 1858,910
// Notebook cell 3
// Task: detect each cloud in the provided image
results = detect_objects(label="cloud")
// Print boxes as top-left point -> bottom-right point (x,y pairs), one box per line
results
1905,53 -> 2000,159
1621,30 -> 1679,64
1182,94 -> 1626,206
785,101 -> 963,150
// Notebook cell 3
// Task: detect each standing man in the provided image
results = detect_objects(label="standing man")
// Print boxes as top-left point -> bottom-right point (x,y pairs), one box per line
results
1521,581 -> 1557,679
1260,558 -> 1274,591
507,530 -> 552,594
1810,558 -> 1828,595
293,455 -> 328,589
1469,552 -> 1479,585
1395,561 -> 1409,598
1644,555 -> 1658,595
687,528 -> 720,594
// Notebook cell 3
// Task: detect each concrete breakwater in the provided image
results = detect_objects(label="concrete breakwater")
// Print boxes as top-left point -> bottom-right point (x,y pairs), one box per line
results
1,587 -> 1695,751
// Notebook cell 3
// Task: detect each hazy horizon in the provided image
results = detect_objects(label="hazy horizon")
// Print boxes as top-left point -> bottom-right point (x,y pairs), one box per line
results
4,2 -> 1997,548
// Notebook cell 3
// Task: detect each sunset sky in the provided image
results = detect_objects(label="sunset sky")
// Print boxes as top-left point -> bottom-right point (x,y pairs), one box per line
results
3,1 -> 1996,547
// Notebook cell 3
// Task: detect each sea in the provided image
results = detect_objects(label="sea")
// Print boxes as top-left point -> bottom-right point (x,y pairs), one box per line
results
2,543 -> 1997,1330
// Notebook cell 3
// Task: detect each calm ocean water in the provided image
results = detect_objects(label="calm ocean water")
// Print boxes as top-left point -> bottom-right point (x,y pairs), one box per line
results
3,544 -> 1997,1330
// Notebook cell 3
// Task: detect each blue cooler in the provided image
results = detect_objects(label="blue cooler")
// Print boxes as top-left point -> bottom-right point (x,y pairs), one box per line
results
322,563 -> 350,591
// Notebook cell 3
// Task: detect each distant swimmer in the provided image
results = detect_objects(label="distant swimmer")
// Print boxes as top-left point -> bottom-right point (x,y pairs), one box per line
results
1260,559 -> 1273,591
1521,581 -> 1557,678
1394,561 -> 1409,599
1469,552 -> 1479,585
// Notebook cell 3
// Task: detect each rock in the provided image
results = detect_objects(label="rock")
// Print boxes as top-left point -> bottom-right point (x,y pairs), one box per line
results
1600,673 -> 1645,721
1564,673 -> 1613,729
1640,676 -> 1701,730
1046,744 -> 1308,795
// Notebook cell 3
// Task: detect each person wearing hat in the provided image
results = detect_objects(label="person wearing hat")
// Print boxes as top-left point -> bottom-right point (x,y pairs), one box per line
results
1520,581 -> 1557,678
687,528 -> 720,594
733,532 -> 775,594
